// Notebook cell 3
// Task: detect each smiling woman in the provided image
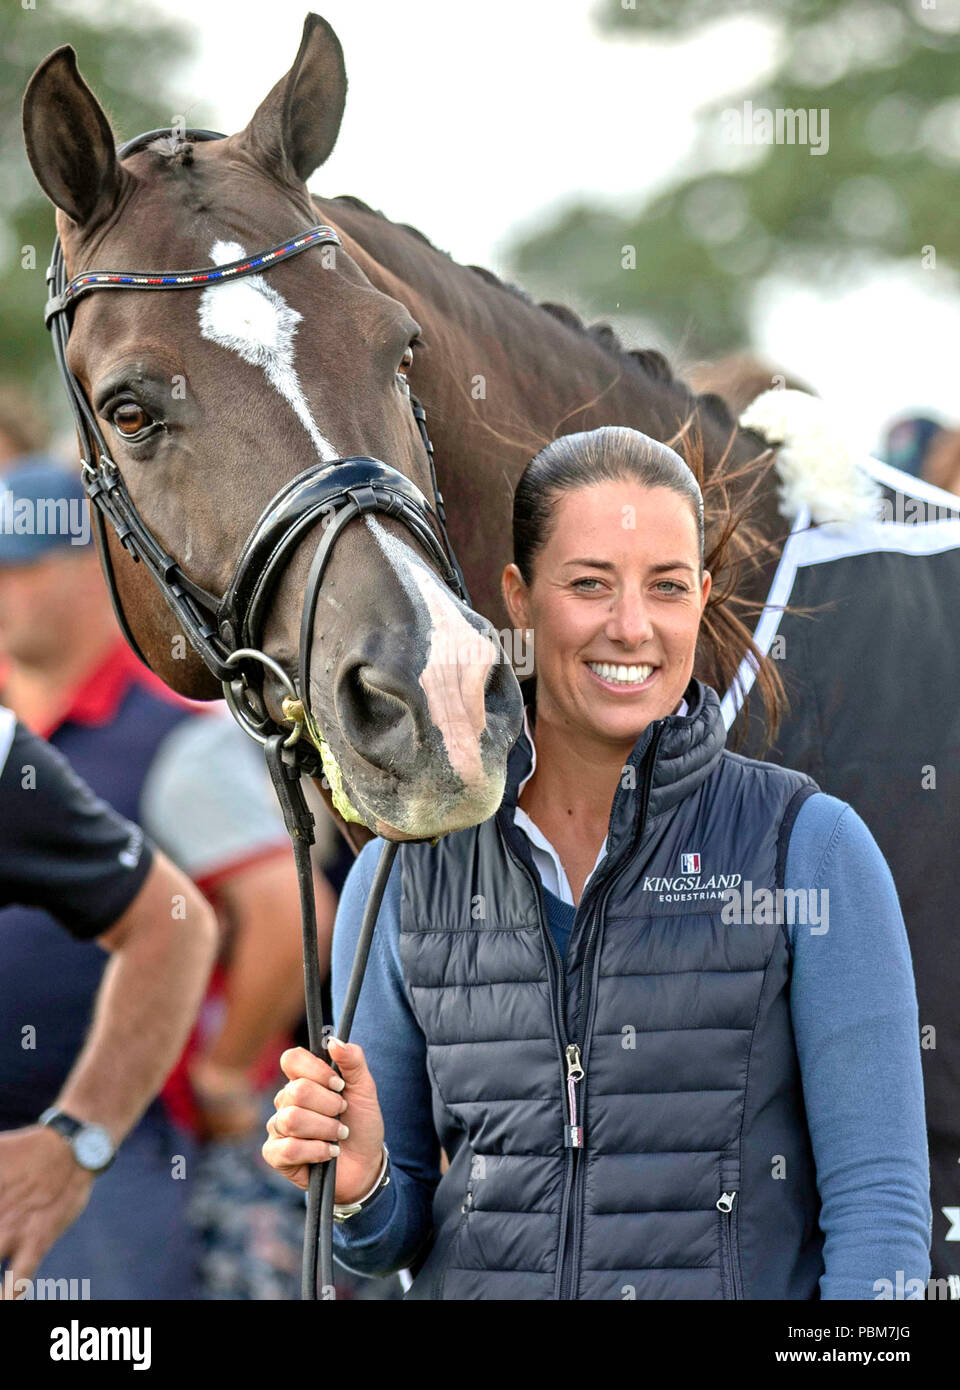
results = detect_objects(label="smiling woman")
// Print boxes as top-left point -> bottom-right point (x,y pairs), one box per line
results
264,422 -> 932,1302
500,428 -> 714,901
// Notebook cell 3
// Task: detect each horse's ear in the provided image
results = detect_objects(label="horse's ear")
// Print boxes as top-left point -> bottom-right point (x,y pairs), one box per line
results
22,45 -> 126,229
239,12 -> 347,184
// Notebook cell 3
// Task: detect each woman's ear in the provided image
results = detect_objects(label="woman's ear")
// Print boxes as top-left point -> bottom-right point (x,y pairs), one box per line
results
501,562 -> 529,633
700,568 -> 712,611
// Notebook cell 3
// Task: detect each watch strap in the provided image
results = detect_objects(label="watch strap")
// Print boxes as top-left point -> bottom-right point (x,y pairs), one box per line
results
38,1107 -> 81,1140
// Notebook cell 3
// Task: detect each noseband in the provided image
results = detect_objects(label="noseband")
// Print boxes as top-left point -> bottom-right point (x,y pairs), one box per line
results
43,127 -> 472,1300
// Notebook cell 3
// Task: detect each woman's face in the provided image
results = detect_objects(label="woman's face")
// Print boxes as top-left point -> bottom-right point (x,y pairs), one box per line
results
502,481 -> 711,748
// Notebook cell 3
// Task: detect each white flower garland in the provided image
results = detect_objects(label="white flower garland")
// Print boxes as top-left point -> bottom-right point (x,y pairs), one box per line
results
739,388 -> 882,526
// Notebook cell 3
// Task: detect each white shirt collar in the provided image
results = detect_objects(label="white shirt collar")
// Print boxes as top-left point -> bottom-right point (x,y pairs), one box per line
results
514,691 -> 690,904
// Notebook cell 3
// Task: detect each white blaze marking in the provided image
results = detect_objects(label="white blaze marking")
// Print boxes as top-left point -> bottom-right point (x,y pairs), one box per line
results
197,239 -> 339,462
363,516 -> 496,786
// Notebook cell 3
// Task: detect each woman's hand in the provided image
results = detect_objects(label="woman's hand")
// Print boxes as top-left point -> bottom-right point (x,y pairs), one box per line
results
262,1039 -> 385,1201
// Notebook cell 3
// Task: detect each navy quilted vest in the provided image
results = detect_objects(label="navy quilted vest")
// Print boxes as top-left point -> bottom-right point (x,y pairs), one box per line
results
398,678 -> 826,1299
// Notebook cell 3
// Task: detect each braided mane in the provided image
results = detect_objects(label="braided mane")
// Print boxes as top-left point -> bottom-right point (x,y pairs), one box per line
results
329,194 -> 738,440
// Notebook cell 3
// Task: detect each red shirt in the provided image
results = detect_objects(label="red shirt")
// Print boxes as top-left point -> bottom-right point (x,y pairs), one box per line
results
1,637 -> 294,1135
0,637 -> 193,740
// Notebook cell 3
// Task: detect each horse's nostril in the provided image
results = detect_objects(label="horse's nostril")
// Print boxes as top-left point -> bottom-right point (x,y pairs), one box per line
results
335,662 -> 417,773
332,630 -> 522,779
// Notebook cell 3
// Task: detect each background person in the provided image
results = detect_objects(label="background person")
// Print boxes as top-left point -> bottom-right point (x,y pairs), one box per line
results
0,460 -> 328,1298
0,704 -> 217,1296
0,385 -> 49,476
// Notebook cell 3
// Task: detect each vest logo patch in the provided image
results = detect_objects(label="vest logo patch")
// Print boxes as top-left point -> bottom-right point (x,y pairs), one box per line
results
680,852 -> 700,874
642,870 -> 742,904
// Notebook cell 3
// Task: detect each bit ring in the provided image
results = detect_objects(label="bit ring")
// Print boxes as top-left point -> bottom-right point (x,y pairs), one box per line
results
222,647 -> 303,748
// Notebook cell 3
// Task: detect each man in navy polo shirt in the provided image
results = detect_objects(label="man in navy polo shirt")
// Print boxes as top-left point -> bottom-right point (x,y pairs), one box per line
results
0,704 -> 218,1297
0,461 -> 330,1298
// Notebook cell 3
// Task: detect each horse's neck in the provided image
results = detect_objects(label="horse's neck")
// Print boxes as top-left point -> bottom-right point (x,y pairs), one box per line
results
322,201 -> 783,628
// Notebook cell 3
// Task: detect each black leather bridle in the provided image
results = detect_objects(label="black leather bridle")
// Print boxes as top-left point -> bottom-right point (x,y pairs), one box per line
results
44,127 -> 471,1300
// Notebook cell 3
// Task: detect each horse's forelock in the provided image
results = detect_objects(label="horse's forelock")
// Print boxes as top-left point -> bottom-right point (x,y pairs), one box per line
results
142,135 -> 195,167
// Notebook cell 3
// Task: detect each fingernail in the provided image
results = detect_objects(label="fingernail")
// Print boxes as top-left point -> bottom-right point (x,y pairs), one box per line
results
327,1036 -> 347,1051
337,1124 -> 349,1139
328,1075 -> 346,1092
329,1143 -> 340,1156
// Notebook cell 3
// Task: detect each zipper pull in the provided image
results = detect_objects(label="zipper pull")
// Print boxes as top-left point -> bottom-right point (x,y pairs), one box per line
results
564,1042 -> 586,1148
716,1190 -> 737,1213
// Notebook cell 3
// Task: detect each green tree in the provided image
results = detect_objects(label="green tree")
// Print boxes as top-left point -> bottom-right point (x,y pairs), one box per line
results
508,0 -> 960,357
1,1 -> 201,423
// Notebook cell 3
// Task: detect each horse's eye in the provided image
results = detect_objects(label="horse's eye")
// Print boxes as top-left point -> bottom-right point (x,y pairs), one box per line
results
398,346 -> 415,375
112,402 -> 153,437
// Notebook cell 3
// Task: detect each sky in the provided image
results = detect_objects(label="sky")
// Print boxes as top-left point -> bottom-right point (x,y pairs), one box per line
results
60,0 -> 960,457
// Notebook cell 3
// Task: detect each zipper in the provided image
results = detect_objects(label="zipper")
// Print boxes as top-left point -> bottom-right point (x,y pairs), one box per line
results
557,874 -> 613,1300
504,800 -> 642,1300
560,723 -> 665,1302
561,1042 -> 586,1299
716,1189 -> 743,1299
564,1042 -> 585,1147
434,1174 -> 474,1300
501,834 -> 577,1300
501,721 -> 663,1301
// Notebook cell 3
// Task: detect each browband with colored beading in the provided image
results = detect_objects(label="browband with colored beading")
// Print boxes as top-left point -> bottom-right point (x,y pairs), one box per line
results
45,223 -> 342,326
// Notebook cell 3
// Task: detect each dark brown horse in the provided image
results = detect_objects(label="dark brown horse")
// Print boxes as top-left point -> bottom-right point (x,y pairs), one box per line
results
24,15 -> 960,1283
22,19 -> 534,846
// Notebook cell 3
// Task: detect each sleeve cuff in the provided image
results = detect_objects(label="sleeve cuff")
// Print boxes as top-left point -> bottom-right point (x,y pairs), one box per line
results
334,1144 -> 390,1212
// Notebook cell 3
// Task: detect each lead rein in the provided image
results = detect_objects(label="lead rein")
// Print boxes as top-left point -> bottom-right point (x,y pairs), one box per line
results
263,732 -> 399,1298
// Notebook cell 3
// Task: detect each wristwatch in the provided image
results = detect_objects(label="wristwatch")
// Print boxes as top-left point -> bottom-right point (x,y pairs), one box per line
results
38,1108 -> 116,1174
332,1144 -> 391,1222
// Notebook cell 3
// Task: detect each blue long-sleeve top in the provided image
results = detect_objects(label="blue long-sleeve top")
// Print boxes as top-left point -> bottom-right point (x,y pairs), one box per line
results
330,792 -> 932,1299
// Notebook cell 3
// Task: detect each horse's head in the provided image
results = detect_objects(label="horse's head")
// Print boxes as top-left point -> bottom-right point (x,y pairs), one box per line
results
23,14 -> 523,840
